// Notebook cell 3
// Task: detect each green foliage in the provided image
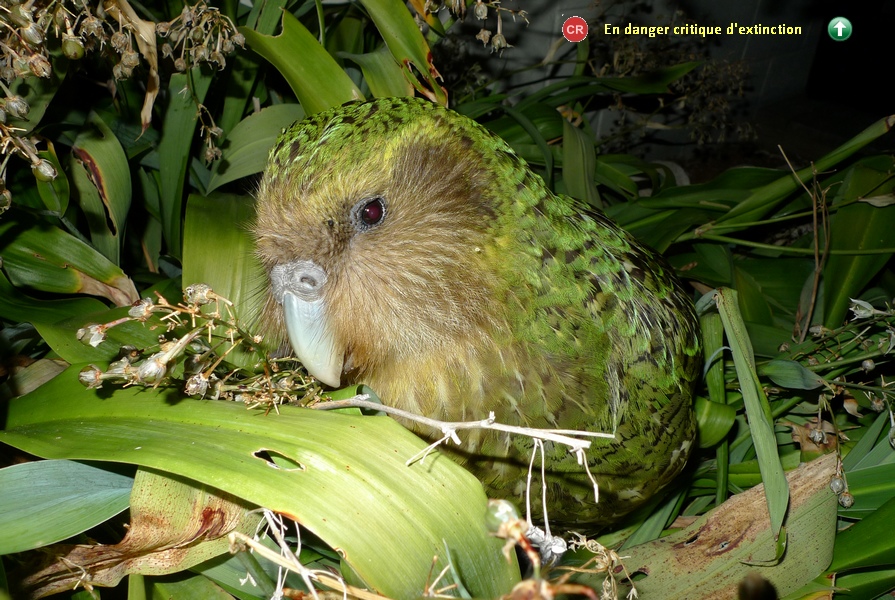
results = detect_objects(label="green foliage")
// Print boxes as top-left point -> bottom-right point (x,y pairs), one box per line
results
2,0 -> 895,598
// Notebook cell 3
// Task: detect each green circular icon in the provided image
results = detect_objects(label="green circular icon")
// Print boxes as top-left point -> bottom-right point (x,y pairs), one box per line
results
827,17 -> 852,41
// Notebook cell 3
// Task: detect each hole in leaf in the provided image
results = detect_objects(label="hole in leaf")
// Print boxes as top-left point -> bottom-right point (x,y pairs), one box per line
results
253,449 -> 305,471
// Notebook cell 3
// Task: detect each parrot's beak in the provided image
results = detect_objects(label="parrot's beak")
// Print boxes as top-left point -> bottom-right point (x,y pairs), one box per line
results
270,260 -> 343,387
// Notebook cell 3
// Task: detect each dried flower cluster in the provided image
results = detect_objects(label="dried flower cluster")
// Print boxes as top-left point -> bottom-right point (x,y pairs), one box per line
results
76,284 -> 325,410
417,0 -> 529,55
158,1 -> 244,73
586,5 -> 753,151
1,0 -> 243,213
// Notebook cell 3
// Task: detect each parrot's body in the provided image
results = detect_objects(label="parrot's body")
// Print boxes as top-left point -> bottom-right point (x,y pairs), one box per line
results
253,97 -> 700,528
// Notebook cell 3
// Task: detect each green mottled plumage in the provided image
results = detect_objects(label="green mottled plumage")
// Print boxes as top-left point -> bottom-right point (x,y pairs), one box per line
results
254,97 -> 701,528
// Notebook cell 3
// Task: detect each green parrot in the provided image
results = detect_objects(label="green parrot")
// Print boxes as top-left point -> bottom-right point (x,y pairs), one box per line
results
253,96 -> 701,529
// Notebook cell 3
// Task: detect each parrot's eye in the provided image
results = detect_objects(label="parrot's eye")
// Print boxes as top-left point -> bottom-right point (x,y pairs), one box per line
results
351,196 -> 386,231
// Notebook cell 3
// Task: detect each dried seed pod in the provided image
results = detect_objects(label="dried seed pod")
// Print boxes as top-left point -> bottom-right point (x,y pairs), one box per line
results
128,298 -> 156,320
78,365 -> 105,389
20,23 -> 44,45
829,476 -> 845,494
5,96 -> 30,119
490,32 -> 508,52
838,491 -> 855,509
121,50 -> 141,69
28,54 -> 52,78
32,159 -> 58,181
80,16 -> 104,38
111,30 -> 128,53
185,373 -> 210,397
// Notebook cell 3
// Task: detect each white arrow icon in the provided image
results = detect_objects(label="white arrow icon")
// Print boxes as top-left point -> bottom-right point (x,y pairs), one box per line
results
834,20 -> 846,36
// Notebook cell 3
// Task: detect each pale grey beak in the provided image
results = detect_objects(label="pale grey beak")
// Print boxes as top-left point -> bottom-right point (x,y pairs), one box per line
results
270,260 -> 343,387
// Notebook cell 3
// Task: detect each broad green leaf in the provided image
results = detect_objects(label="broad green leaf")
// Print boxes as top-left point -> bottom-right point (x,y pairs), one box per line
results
0,211 -> 138,306
704,288 -> 789,538
693,244 -> 733,285
0,270 -> 168,364
0,267 -> 105,324
0,368 -> 519,598
594,156 -> 639,197
240,11 -> 364,116
840,463 -> 895,517
562,118 -> 601,209
342,46 -> 415,99
694,396 -> 736,449
733,266 -> 774,326
150,574 -> 234,599
829,569 -> 895,599
359,0 -> 447,105
207,104 -> 305,193
137,168 -> 163,273
842,411 -> 890,472
828,492 -> 895,572
760,360 -> 828,391
0,460 -> 132,555
35,144 -> 70,216
70,111 -> 133,265
158,69 -> 213,258
217,53 -> 265,136
182,193 -> 266,363
823,162 -> 895,329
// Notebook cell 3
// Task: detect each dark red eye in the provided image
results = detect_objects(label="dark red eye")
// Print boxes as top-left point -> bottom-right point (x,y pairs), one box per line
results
359,197 -> 385,228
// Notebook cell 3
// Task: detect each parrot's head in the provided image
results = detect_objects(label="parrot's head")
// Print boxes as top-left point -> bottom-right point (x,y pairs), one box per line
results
253,97 -> 522,388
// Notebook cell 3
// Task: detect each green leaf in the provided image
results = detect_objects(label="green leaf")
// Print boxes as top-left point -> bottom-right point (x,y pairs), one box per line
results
842,463 -> 895,517
70,111 -> 133,265
158,69 -> 213,258
149,574 -> 234,599
0,460 -> 132,555
182,193 -> 266,363
706,288 -> 790,538
358,0 -> 447,105
823,162 -> 895,328
0,211 -> 138,306
828,492 -> 895,572
35,144 -> 70,217
240,12 -> 364,116
760,359 -> 829,391
341,46 -> 415,99
829,568 -> 895,599
0,368 -> 519,598
561,118 -> 601,209
207,104 -> 306,193
694,396 -> 736,448
733,266 -> 774,326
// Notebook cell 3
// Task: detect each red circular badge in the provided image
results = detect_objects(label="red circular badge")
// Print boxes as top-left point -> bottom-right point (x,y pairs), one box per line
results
563,16 -> 588,42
